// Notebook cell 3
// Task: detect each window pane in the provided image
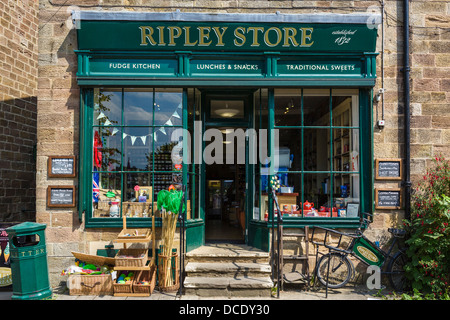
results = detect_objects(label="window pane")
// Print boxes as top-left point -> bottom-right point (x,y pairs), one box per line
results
331,89 -> 359,127
332,129 -> 359,173
303,173 -> 330,217
92,172 -> 121,218
124,89 -> 153,126
123,127 -> 153,171
93,127 -> 122,171
276,129 -> 301,172
154,88 -> 182,126
153,172 -> 175,196
153,126 -> 181,169
123,173 -> 153,218
304,128 -> 330,172
94,88 -> 122,126
303,89 -> 330,126
333,173 -> 360,218
274,89 -> 301,126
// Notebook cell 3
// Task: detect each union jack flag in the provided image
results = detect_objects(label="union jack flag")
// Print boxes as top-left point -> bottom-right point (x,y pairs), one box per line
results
93,169 -> 99,202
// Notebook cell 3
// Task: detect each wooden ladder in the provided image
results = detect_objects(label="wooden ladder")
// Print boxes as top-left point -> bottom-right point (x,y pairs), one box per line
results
281,226 -> 310,290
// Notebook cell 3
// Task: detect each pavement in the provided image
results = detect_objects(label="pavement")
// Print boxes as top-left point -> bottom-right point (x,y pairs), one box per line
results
0,284 -> 385,300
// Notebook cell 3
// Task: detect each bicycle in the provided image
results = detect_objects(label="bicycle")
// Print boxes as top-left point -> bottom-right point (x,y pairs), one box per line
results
311,212 -> 408,292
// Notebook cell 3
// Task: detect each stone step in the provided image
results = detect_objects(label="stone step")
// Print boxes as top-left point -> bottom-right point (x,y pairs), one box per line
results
183,276 -> 274,297
183,243 -> 273,297
185,261 -> 272,277
186,243 -> 270,263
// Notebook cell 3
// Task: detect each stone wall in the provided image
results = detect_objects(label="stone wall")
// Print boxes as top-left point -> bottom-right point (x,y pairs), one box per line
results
0,0 -> 39,222
36,0 -> 450,287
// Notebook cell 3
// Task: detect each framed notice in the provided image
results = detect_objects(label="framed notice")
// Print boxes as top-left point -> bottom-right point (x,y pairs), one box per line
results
375,188 -> 402,210
375,158 -> 402,181
48,156 -> 76,178
346,203 -> 359,218
47,186 -> 76,208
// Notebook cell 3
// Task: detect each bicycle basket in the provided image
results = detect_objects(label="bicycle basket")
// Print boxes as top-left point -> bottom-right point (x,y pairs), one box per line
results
352,237 -> 385,267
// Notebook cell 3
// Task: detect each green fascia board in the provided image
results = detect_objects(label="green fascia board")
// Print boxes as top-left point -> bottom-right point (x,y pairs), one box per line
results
76,19 -> 378,53
75,50 -> 378,82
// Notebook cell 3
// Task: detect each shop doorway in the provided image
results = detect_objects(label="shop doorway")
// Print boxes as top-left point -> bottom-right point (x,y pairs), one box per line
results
205,134 -> 247,242
202,91 -> 253,243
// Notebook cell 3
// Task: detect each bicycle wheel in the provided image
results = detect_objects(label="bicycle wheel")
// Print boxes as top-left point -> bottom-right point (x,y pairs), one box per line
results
316,252 -> 353,289
387,250 -> 408,292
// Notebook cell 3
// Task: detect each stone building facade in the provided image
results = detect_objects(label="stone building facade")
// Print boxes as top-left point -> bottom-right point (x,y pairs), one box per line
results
32,0 -> 450,288
0,0 -> 39,222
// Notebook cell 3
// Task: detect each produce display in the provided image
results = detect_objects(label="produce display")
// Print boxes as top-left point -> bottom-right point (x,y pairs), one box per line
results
116,271 -> 134,284
61,259 -> 112,276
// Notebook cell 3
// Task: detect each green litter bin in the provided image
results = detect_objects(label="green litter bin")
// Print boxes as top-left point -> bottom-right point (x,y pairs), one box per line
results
6,222 -> 52,300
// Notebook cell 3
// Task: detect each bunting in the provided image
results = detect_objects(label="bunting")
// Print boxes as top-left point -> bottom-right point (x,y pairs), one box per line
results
95,103 -> 182,145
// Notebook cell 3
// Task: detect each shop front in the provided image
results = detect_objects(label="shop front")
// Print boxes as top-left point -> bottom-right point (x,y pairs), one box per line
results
73,11 -> 380,252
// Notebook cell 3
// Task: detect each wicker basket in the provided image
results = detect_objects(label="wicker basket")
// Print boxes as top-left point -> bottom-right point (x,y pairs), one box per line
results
157,252 -> 179,292
113,271 -> 135,294
68,274 -> 113,295
132,265 -> 156,295
115,249 -> 148,267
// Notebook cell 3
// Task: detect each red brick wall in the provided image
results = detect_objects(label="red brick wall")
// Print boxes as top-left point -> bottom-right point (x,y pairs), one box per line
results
0,0 -> 39,222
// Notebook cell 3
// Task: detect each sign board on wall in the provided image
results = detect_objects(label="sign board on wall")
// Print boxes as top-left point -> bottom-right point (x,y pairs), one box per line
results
375,188 -> 402,210
48,156 -> 77,178
47,186 -> 76,208
375,158 -> 402,180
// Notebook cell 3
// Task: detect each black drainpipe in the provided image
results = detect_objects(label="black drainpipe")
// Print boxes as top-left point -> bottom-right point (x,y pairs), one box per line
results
403,0 -> 411,220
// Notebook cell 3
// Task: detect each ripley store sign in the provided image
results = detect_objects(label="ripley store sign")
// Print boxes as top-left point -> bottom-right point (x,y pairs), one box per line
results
77,21 -> 378,53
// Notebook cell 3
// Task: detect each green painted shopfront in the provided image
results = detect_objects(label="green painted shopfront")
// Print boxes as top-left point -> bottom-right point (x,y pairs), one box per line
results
73,11 -> 381,252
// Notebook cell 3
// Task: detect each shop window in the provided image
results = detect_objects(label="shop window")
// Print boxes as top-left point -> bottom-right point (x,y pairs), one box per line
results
91,88 -> 184,220
272,89 -> 360,219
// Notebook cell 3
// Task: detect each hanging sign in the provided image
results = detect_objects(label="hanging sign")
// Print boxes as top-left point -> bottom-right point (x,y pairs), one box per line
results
48,156 -> 76,178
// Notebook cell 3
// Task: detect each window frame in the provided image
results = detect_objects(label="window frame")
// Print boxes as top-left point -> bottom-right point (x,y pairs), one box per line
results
265,87 -> 368,227
82,87 -> 188,228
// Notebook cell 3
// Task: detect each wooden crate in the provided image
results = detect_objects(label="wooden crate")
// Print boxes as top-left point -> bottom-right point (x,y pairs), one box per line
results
117,228 -> 151,240
115,249 -> 148,267
68,274 -> 113,295
132,265 -> 156,295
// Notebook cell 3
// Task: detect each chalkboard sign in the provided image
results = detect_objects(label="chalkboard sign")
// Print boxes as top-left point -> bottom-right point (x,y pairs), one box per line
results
47,186 -> 76,208
375,158 -> 402,180
375,188 -> 402,209
48,156 -> 76,178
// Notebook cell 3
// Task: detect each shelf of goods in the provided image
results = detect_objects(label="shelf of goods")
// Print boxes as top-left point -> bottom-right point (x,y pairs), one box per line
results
112,215 -> 156,297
